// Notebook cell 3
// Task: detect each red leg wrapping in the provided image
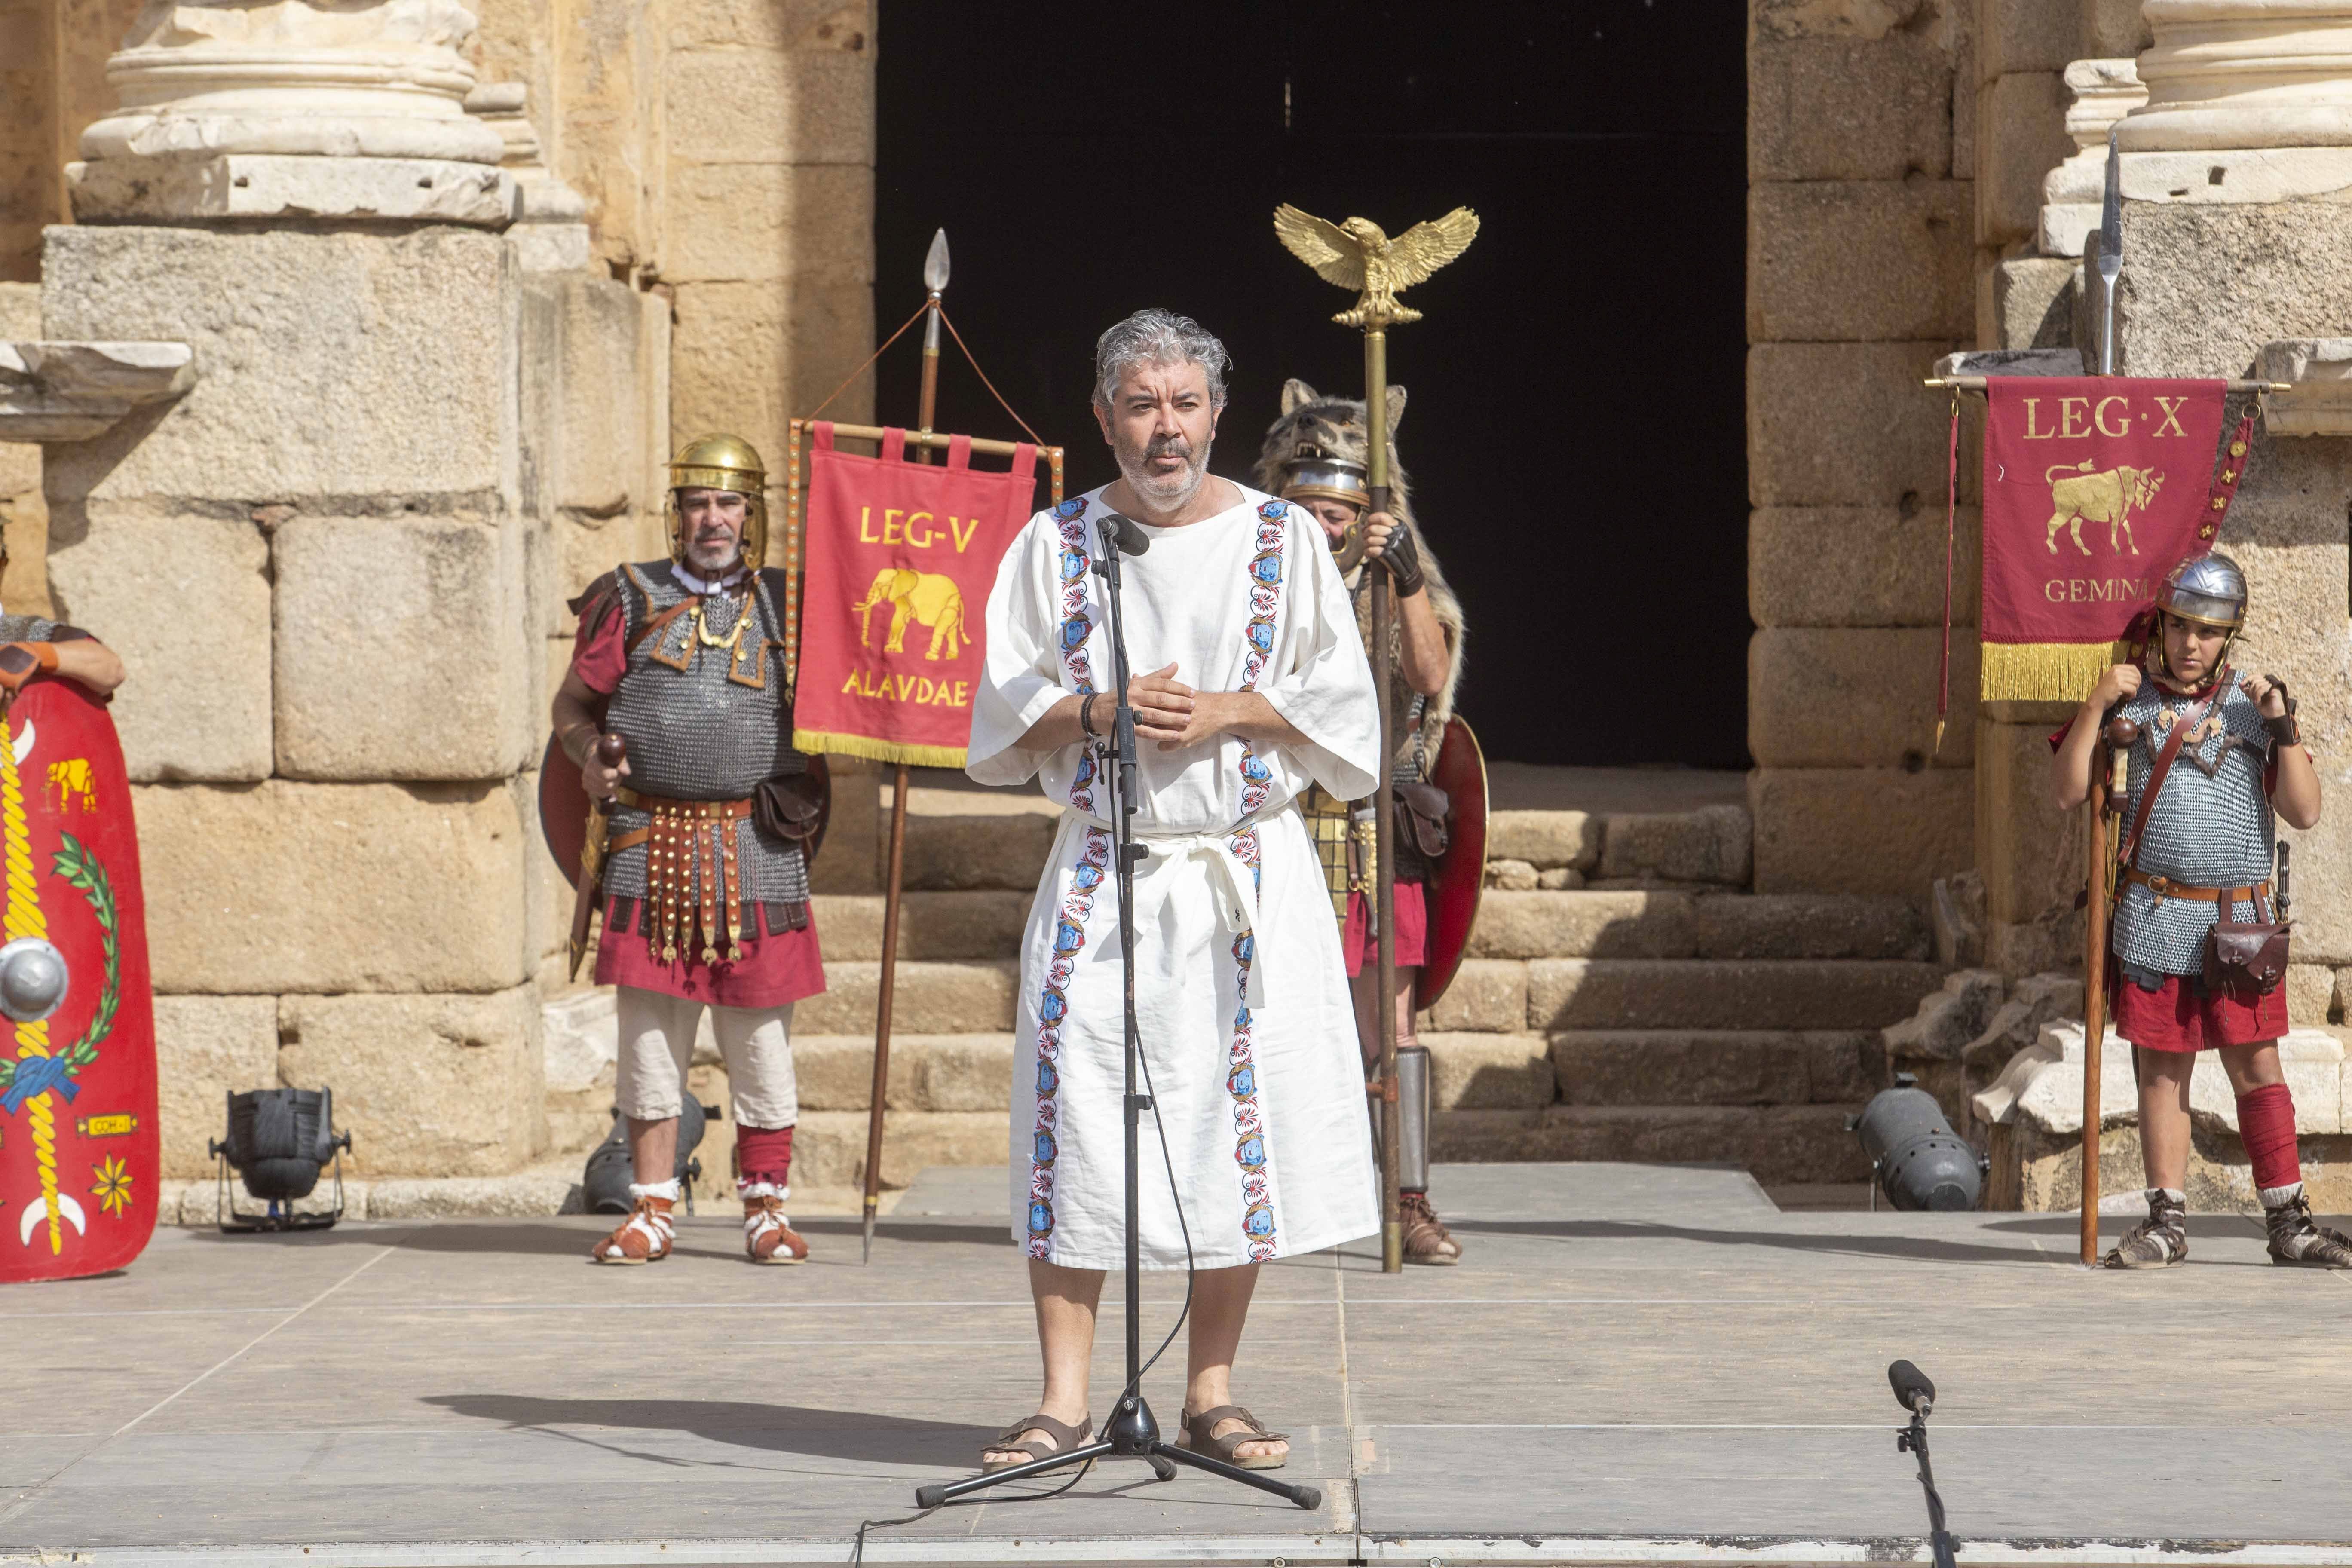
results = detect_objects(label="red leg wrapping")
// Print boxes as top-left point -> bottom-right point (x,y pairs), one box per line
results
735,1123 -> 794,1188
2238,1082 -> 2301,1191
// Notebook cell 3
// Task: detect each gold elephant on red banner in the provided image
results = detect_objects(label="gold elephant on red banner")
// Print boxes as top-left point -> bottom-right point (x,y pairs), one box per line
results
851,567 -> 968,660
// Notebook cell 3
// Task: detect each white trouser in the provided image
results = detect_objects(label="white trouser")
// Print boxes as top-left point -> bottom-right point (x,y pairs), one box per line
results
614,987 -> 798,1129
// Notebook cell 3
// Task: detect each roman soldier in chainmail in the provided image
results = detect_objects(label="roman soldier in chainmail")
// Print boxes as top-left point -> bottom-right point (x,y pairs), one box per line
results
2052,552 -> 2348,1270
551,434 -> 827,1268
1253,384 -> 1466,1265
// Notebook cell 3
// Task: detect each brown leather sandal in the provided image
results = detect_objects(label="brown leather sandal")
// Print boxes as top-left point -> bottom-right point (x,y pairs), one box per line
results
980,1412 -> 1092,1473
1179,1405 -> 1289,1471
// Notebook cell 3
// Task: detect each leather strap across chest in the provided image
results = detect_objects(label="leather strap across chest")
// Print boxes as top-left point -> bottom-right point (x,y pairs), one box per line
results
2119,668 -> 2228,873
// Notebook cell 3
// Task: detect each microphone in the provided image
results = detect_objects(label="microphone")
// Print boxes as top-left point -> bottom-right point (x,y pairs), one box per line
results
1099,511 -> 1151,557
1888,1359 -> 1936,1417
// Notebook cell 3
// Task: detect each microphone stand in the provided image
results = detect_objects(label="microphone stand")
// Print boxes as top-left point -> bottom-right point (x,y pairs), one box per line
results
1896,1406 -> 1961,1568
913,512 -> 1321,1513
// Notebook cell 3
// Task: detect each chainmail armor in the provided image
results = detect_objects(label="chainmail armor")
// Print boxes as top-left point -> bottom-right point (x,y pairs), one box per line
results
2111,675 -> 2275,977
602,562 -> 810,916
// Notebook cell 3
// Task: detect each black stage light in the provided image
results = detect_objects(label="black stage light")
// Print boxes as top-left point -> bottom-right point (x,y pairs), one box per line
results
209,1087 -> 353,1233
1850,1072 -> 1988,1211
581,1096 -> 714,1215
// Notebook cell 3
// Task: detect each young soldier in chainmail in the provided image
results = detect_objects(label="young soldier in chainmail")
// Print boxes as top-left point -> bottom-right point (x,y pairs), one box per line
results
552,435 -> 827,1268
2052,552 -> 2349,1268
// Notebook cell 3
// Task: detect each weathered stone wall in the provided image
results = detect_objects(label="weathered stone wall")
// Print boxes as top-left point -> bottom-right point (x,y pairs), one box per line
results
0,280 -> 48,616
0,0 -> 146,282
1746,0 -> 1977,901
6,0 -> 879,1192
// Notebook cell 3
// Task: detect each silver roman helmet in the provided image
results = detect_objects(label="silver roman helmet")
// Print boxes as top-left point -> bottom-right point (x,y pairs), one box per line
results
1278,444 -> 1372,568
2156,550 -> 2248,631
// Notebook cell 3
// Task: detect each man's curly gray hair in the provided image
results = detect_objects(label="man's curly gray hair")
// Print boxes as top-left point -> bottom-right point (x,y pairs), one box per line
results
1092,308 -> 1231,413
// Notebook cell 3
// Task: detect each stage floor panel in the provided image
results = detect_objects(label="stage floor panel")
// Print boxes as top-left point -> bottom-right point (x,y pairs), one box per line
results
5,1164 -> 2349,1566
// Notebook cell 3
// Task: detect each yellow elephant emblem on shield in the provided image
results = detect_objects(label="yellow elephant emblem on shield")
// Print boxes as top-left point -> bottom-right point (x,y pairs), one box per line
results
46,758 -> 94,814
851,567 -> 968,661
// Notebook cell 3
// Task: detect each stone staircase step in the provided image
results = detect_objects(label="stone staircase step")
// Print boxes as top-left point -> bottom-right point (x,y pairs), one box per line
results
901,813 -> 1056,891
793,959 -> 1020,1036
789,1033 -> 1015,1112
1548,1030 -> 1879,1107
1421,958 -> 1941,1033
1421,1032 -> 1557,1109
1430,1104 -> 1869,1186
812,892 -> 1030,961
1526,959 -> 1942,1032
793,1109 -> 1005,1190
1467,891 -> 1927,962
900,799 -> 1761,895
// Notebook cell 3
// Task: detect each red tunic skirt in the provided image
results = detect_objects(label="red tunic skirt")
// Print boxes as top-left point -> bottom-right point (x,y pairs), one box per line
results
2110,968 -> 2288,1054
1341,880 -> 1429,977
594,897 -> 827,1010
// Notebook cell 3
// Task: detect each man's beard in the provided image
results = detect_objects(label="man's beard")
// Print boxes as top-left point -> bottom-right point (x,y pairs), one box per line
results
1116,431 -> 1212,509
684,532 -> 744,575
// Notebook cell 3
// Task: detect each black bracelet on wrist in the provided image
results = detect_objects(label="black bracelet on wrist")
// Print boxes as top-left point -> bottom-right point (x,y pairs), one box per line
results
1078,692 -> 1098,741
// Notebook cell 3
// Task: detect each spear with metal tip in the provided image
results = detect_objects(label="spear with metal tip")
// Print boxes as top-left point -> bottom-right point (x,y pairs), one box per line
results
2080,139 -> 2124,1265
862,228 -> 951,1265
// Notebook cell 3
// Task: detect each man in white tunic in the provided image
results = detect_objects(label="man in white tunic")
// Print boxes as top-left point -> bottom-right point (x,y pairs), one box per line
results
968,310 -> 1381,1473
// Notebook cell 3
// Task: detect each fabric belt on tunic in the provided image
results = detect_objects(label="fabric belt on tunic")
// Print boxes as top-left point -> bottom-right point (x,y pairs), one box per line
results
609,786 -> 755,965
1073,806 -> 1274,1010
2120,868 -> 2273,912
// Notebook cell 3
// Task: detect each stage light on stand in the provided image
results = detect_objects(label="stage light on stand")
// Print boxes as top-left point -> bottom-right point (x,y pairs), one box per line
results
582,1096 -> 714,1215
209,1087 -> 352,1233
1850,1073 -> 1987,1211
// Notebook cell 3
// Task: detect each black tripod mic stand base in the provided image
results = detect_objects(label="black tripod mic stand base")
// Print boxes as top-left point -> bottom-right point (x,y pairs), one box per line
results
912,1393 -> 1321,1511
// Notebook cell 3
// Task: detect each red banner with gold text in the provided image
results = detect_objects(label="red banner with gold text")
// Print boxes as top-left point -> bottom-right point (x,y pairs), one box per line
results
1980,377 -> 2239,702
792,423 -> 1038,767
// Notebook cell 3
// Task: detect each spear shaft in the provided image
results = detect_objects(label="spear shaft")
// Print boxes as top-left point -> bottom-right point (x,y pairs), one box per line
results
863,229 -> 952,1264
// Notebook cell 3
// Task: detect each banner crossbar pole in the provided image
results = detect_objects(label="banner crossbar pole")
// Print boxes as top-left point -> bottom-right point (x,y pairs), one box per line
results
795,418 -> 1063,464
1924,377 -> 2286,394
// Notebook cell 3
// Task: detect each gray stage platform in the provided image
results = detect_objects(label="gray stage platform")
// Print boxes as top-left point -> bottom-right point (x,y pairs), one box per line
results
6,1163 -> 2351,1566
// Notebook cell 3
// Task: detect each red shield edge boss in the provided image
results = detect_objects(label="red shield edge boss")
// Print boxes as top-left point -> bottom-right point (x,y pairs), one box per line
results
0,676 -> 157,1283
1417,716 -> 1488,1012
790,424 -> 1038,767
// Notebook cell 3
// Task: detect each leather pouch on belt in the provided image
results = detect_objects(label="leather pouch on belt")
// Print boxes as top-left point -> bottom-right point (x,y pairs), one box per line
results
753,769 -> 830,860
1394,780 -> 1451,862
2204,917 -> 2290,999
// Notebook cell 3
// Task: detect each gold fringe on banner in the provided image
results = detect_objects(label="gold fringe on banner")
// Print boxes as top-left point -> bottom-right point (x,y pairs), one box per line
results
792,729 -> 969,771
1978,640 -> 2127,704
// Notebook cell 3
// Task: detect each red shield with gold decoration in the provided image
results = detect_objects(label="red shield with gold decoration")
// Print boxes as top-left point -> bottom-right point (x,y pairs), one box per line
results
0,676 -> 156,1283
1418,716 -> 1488,1011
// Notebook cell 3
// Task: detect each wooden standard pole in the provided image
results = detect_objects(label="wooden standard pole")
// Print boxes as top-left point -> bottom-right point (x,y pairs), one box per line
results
2079,774 -> 2113,1265
1366,325 -> 1403,1274
861,240 -> 948,1263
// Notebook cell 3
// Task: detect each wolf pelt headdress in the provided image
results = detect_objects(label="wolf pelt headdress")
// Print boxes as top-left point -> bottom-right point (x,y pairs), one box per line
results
1250,378 -> 1465,770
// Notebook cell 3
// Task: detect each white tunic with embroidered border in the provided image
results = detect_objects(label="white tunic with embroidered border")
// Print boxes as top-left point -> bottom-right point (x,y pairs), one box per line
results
968,483 -> 1382,1270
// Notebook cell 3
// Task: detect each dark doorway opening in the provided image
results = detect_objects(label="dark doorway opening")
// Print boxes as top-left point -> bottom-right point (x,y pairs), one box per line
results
875,0 -> 1749,768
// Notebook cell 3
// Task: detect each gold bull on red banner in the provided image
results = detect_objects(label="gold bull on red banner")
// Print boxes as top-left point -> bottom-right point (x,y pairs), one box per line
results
1979,377 -> 2248,702
792,422 -> 1039,767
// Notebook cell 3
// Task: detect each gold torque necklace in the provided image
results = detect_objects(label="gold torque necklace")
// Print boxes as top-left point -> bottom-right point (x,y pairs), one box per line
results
692,591 -> 751,655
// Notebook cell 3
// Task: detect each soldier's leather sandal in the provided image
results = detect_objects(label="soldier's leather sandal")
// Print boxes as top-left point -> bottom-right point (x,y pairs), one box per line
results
1179,1405 -> 1289,1470
980,1412 -> 1092,1473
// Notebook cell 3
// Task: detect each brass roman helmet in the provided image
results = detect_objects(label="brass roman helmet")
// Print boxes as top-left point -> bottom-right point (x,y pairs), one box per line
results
665,432 -> 769,567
